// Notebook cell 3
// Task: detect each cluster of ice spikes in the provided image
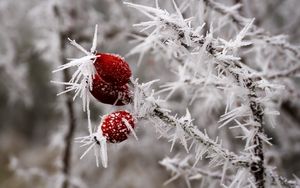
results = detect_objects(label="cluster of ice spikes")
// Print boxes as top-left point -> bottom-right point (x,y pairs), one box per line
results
52,25 -> 137,168
123,0 -> 299,187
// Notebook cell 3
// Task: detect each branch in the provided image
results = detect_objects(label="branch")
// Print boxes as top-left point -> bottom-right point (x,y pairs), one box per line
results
126,1 -> 297,187
159,155 -> 227,186
267,171 -> 297,188
203,0 -> 300,60
54,6 -> 77,188
132,79 -> 251,167
245,78 -> 265,188
261,64 -> 300,80
153,107 -> 250,168
133,79 -> 297,187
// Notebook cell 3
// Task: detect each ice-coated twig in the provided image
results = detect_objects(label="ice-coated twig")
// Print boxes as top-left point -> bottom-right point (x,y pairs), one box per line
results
153,107 -> 251,167
259,64 -> 300,80
203,0 -> 300,61
159,155 -> 226,187
266,169 -> 297,188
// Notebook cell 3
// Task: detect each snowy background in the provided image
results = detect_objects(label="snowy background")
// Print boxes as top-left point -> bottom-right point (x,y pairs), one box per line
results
0,0 -> 300,188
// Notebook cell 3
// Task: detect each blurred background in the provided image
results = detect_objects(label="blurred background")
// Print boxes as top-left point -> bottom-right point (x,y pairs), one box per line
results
0,0 -> 300,187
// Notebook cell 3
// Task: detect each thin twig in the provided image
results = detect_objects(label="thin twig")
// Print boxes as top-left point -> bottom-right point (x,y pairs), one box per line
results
54,5 -> 78,188
203,0 -> 300,60
152,107 -> 251,168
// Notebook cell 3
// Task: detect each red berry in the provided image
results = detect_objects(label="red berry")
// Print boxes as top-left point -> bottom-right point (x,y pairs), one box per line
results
90,74 -> 132,106
94,53 -> 131,86
100,110 -> 136,143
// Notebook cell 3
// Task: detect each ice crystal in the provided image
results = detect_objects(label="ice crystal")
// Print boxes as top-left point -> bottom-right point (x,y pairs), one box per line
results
52,25 -> 99,135
75,126 -> 108,168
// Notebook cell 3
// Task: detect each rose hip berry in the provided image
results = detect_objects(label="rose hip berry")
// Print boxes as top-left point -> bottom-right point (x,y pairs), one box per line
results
94,53 -> 131,86
100,110 -> 135,143
90,74 -> 132,106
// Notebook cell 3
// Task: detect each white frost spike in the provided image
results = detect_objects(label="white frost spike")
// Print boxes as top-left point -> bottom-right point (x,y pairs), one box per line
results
52,25 -> 99,136
159,156 -> 183,186
53,55 -> 95,73
220,19 -> 254,51
227,169 -> 248,188
181,109 -> 193,124
170,109 -> 191,153
218,105 -> 250,128
172,0 -> 183,20
124,2 -> 165,20
160,155 -> 206,188
235,18 -> 255,45
155,0 -> 159,8
170,124 -> 189,152
122,118 -> 138,141
100,135 -> 108,168
50,79 -> 90,111
221,159 -> 229,184
194,144 -> 208,166
80,142 -> 96,160
75,129 -> 108,168
91,24 -> 98,53
68,38 -> 90,55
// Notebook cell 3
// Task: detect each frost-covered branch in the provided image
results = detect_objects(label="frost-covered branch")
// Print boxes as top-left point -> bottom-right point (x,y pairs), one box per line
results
203,0 -> 300,61
131,79 -> 250,166
266,169 -> 297,188
125,1 -> 297,187
133,79 -> 297,187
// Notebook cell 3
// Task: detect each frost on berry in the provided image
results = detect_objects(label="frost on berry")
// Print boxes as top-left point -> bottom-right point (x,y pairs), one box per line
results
90,74 -> 132,106
100,110 -> 136,143
94,53 -> 132,86
75,110 -> 136,168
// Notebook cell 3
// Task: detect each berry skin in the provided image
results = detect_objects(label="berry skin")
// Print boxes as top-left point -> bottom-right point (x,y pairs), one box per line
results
100,110 -> 135,143
90,74 -> 132,106
94,53 -> 131,86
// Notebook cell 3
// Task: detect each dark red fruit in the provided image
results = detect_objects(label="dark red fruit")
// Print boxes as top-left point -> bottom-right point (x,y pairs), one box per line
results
90,74 -> 132,106
94,53 -> 131,86
101,110 -> 135,143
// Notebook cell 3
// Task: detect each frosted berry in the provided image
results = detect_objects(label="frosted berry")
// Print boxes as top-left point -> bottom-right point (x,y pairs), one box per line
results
90,74 -> 132,106
100,110 -> 135,143
94,53 -> 131,86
